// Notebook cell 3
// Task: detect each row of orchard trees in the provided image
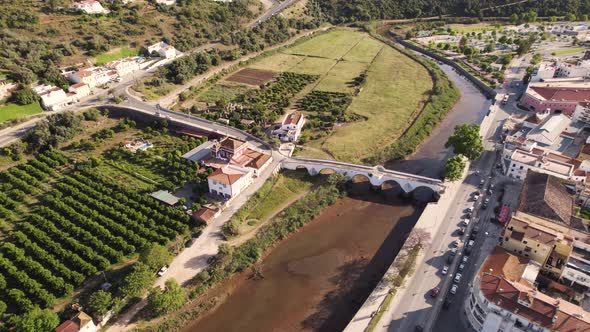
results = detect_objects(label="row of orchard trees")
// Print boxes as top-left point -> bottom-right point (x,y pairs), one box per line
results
0,151 -> 192,319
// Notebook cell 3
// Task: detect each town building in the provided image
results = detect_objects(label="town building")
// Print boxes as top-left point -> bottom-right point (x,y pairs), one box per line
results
556,60 -> 590,79
207,165 -> 253,199
68,83 -> 91,98
271,111 -> 306,142
67,67 -> 116,88
105,57 -> 140,77
156,0 -> 176,5
193,206 -> 221,223
72,0 -> 110,14
573,102 -> 590,124
501,113 -> 582,181
465,246 -> 590,332
55,311 -> 97,332
520,80 -> 590,115
146,41 -> 178,59
33,84 -> 78,111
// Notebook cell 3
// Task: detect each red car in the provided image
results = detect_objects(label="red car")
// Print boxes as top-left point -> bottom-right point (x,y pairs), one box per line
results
430,287 -> 440,298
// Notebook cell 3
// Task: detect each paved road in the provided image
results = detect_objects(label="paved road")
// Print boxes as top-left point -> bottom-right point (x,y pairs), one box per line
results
250,0 -> 300,28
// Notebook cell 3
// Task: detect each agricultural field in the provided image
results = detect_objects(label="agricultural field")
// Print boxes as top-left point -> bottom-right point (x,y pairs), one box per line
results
225,68 -> 277,86
0,101 -> 43,123
184,28 -> 432,163
94,47 -> 141,65
0,111 -> 212,325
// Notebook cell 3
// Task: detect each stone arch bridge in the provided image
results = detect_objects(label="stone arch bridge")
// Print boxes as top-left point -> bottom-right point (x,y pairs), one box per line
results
282,157 -> 445,195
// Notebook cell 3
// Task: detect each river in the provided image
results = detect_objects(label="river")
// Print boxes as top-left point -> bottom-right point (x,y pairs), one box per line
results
387,64 -> 492,178
181,61 -> 489,332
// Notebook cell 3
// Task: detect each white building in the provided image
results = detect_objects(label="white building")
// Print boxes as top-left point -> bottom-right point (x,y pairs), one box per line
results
207,165 -> 253,199
573,102 -> 590,124
272,111 -> 305,142
146,41 -> 178,59
501,113 -> 581,181
68,67 -> 116,88
72,0 -> 110,14
556,60 -> 590,79
531,62 -> 557,82
33,84 -> 78,111
105,57 -> 140,77
465,247 -> 590,332
55,311 -> 98,332
68,83 -> 91,98
156,0 -> 176,5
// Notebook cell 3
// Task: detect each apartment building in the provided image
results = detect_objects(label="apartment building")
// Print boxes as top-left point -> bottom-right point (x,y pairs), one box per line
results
465,246 -> 590,332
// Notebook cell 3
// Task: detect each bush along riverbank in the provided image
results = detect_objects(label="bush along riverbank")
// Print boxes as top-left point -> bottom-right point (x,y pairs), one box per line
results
133,174 -> 347,332
364,22 -> 461,165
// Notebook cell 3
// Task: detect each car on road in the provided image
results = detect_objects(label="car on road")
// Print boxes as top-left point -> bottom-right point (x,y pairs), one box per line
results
157,266 -> 168,277
450,284 -> 459,295
462,256 -> 469,263
454,273 -> 462,283
430,287 -> 440,298
473,226 -> 480,234
479,179 -> 485,188
415,325 -> 424,332
458,263 -> 465,272
468,240 -> 475,247
442,265 -> 449,275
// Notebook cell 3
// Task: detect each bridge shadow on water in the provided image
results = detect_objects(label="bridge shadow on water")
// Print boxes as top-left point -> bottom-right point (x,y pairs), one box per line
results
299,202 -> 426,331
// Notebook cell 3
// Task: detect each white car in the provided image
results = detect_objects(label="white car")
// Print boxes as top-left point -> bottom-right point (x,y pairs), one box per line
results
467,207 -> 474,213
462,256 -> 469,263
450,284 -> 459,295
458,263 -> 465,272
157,266 -> 168,277
454,273 -> 462,283
442,266 -> 449,275
461,219 -> 470,226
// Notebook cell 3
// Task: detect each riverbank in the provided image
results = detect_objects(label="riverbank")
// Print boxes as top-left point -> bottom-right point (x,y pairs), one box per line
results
181,183 -> 423,332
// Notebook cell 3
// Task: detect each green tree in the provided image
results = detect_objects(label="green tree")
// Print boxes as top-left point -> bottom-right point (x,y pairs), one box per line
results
444,155 -> 465,181
147,279 -> 186,316
565,13 -> 577,21
120,262 -> 156,298
13,86 -> 38,105
510,13 -> 519,24
8,308 -> 59,332
0,300 -> 6,316
87,290 -> 112,319
459,36 -> 468,50
445,124 -> 483,160
139,244 -> 171,270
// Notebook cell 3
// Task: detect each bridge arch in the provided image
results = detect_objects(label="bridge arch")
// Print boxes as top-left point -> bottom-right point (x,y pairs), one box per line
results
408,185 -> 440,202
318,168 -> 336,175
351,173 -> 371,183
381,179 -> 404,196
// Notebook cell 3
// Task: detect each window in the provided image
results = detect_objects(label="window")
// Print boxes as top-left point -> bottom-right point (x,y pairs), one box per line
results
520,165 -> 524,170
523,240 -> 528,244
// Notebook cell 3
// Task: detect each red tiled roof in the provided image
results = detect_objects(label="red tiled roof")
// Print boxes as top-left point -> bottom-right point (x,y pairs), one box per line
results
193,207 -> 218,223
530,86 -> 590,102
284,111 -> 303,126
220,137 -> 246,152
55,320 -> 79,332
70,83 -> 87,88
208,168 -> 243,185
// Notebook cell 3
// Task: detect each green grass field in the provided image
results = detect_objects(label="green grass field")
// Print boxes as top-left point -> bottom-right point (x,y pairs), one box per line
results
342,37 -> 384,63
314,60 -> 367,93
0,101 -> 43,122
95,47 -> 140,65
286,29 -> 365,60
551,48 -> 585,56
303,45 -> 433,162
447,23 -> 498,34
198,84 -> 253,103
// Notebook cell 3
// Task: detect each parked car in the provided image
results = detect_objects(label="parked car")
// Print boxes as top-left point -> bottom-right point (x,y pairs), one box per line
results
468,240 -> 475,247
479,179 -> 485,188
450,240 -> 459,248
462,256 -> 469,263
157,266 -> 168,277
472,194 -> 480,202
458,227 -> 466,235
473,226 -> 480,234
461,219 -> 470,226
442,265 -> 449,275
430,287 -> 440,298
450,284 -> 459,295
466,207 -> 474,213
458,263 -> 465,272
464,212 -> 472,219
450,248 -> 458,256
454,273 -> 462,283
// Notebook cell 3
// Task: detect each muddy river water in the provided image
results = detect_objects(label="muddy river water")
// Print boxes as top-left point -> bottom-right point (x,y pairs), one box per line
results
183,63 -> 490,332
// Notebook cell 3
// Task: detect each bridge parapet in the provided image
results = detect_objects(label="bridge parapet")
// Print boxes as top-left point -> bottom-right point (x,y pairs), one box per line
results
281,158 -> 445,194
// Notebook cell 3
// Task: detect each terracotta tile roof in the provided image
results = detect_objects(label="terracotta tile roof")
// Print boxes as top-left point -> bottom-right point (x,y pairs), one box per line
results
55,320 -> 79,332
531,86 -> 590,102
208,168 -> 244,185
70,83 -> 87,88
284,111 -> 303,126
193,207 -> 218,223
76,71 -> 92,78
246,153 -> 271,169
480,247 -> 530,282
518,171 -> 574,227
220,137 -> 246,152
